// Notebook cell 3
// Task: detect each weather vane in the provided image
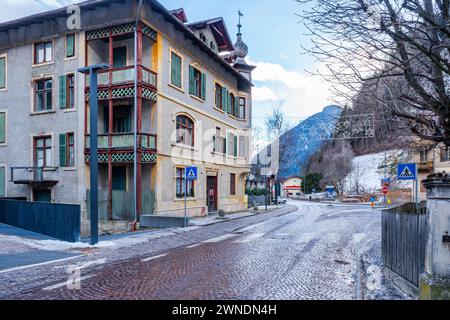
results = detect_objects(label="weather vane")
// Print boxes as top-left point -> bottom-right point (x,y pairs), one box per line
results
237,9 -> 244,35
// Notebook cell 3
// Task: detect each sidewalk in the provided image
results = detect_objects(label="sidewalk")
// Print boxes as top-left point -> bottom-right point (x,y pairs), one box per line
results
190,205 -> 282,226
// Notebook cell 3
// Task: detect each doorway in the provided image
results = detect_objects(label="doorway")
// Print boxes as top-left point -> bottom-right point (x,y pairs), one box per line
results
33,190 -> 51,202
207,175 -> 218,213
113,46 -> 127,68
112,166 -> 127,191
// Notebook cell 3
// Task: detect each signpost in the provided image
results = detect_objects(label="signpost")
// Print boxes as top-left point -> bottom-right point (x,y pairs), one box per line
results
184,167 -> 198,228
398,163 -> 419,212
78,64 -> 109,245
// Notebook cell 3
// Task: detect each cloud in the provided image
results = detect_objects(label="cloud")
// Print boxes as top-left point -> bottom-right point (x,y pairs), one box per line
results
0,0 -> 77,23
253,86 -> 279,102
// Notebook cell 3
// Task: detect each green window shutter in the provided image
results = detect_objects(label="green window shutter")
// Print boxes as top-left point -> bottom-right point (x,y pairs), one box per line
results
234,135 -> 238,157
223,137 -> 227,154
59,133 -> 67,167
171,53 -> 181,87
0,58 -> 5,89
0,112 -> 5,144
235,96 -> 239,117
0,167 -> 4,197
201,73 -> 206,100
59,75 -> 67,109
189,66 -> 195,95
66,34 -> 75,57
228,93 -> 232,114
221,87 -> 227,110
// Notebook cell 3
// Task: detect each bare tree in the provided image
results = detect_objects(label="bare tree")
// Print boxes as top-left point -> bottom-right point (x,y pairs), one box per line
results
297,0 -> 450,147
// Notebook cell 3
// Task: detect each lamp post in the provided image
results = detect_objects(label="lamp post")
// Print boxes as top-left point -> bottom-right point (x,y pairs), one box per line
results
78,64 -> 109,246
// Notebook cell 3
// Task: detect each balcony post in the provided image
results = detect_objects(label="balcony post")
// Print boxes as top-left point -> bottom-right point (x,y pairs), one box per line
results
108,30 -> 114,221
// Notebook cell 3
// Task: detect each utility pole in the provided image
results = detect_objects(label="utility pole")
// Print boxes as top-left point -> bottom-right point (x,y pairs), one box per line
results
384,149 -> 387,205
78,64 -> 109,246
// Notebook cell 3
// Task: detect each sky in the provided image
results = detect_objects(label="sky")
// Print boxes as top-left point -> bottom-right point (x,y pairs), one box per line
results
0,0 -> 334,131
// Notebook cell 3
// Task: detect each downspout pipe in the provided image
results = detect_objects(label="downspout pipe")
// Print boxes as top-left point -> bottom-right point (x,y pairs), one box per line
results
133,0 -> 144,225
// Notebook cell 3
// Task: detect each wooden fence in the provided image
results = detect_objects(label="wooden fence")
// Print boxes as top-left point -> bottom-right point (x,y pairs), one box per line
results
381,202 -> 427,287
87,190 -> 155,221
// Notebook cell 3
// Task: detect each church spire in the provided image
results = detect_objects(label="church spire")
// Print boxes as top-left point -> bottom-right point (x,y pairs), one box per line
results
234,9 -> 248,59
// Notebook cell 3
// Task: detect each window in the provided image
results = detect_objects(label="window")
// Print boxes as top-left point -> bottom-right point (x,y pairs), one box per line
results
0,112 -> 5,144
59,74 -> 75,109
189,66 -> 206,100
210,41 -> 217,52
176,168 -> 195,198
176,115 -> 194,146
34,41 -> 52,64
267,144 -> 272,157
34,79 -> 53,112
238,97 -> 246,119
238,136 -> 247,158
229,93 -> 236,116
34,136 -> 52,167
170,52 -> 182,88
0,56 -> 5,89
230,173 -> 236,196
227,132 -> 238,157
215,83 -> 223,110
419,150 -> 428,163
60,132 -> 75,167
213,127 -> 226,154
66,34 -> 75,58
441,148 -> 450,162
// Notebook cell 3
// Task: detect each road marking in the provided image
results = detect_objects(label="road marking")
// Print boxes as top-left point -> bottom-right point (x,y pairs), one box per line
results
186,243 -> 202,249
234,233 -> 265,243
42,274 -> 96,291
202,234 -> 238,244
0,255 -> 85,274
141,254 -> 168,262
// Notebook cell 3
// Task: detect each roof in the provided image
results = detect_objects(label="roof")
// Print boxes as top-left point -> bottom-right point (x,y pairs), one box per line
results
169,8 -> 188,23
187,17 -> 234,52
0,0 -> 252,89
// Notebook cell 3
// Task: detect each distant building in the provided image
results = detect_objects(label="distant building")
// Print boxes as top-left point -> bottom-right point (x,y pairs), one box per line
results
412,142 -> 450,200
282,177 -> 303,198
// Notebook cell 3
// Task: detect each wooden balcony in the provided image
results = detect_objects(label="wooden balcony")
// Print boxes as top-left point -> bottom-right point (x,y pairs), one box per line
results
417,161 -> 434,173
84,133 -> 157,164
85,65 -> 157,102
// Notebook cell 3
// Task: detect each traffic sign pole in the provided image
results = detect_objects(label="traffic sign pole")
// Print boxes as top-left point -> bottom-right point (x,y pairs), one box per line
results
415,165 -> 419,213
184,173 -> 187,228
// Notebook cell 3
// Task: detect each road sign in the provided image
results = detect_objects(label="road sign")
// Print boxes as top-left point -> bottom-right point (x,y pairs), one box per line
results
382,186 -> 390,195
398,163 -> 417,181
186,167 -> 198,180
370,196 -> 376,203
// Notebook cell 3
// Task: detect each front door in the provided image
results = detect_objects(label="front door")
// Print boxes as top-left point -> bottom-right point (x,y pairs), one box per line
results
113,46 -> 127,68
33,190 -> 51,202
112,166 -> 127,191
207,176 -> 218,213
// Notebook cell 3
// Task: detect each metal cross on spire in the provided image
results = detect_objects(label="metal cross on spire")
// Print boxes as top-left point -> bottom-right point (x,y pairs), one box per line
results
237,9 -> 244,36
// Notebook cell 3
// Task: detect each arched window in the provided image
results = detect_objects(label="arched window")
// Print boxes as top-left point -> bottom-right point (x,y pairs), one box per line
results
176,115 -> 194,146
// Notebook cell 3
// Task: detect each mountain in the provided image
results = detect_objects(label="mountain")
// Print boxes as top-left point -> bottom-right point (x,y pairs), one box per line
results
277,105 -> 343,179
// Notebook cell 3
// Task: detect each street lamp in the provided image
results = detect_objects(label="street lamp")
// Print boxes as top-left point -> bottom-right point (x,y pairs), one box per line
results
78,64 -> 109,246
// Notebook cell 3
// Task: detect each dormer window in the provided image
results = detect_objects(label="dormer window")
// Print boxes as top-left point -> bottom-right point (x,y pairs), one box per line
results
199,33 -> 207,43
210,41 -> 217,52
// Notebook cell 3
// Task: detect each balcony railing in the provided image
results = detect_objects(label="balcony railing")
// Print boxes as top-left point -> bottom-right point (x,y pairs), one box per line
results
417,161 -> 434,173
10,167 -> 59,186
85,133 -> 157,150
86,65 -> 157,89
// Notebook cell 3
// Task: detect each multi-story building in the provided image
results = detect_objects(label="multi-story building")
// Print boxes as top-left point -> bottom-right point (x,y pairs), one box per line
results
0,0 -> 254,232
412,143 -> 450,200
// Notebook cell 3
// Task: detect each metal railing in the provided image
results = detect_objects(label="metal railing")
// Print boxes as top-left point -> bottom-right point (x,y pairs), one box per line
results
9,167 -> 58,183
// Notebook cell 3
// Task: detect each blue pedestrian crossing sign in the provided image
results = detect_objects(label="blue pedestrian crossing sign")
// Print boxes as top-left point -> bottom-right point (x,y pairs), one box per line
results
186,167 -> 198,180
398,163 -> 417,181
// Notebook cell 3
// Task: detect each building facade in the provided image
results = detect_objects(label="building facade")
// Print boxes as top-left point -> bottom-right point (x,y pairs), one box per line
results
0,0 -> 254,231
412,143 -> 450,200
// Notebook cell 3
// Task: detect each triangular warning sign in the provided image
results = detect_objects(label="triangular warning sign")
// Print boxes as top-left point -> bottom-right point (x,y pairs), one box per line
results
399,166 -> 414,178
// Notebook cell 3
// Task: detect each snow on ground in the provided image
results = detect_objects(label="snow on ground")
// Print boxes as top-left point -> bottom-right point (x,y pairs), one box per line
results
343,150 -> 403,194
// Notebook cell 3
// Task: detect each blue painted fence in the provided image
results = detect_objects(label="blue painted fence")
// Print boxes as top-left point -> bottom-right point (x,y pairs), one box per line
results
0,200 -> 81,243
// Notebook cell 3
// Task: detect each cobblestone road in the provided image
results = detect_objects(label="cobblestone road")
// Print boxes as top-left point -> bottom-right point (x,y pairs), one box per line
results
1,202 -> 408,300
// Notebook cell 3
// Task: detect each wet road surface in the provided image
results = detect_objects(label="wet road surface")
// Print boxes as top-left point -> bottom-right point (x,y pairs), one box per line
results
3,202 -> 404,300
